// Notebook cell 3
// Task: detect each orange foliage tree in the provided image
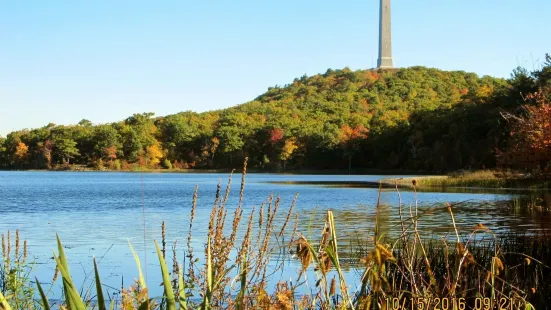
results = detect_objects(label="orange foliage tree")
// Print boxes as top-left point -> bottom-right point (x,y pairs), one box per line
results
14,142 -> 29,163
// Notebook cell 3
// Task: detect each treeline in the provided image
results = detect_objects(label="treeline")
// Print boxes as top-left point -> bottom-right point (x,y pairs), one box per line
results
1,54 -> 550,172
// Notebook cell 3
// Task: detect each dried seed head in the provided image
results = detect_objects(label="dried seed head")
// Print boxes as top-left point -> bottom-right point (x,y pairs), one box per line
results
412,179 -> 417,187
161,221 -> 166,259
238,157 -> 248,208
274,282 -> 292,310
493,257 -> 504,275
53,264 -> 60,282
376,243 -> 395,262
7,230 -> 11,257
279,193 -> 298,237
24,240 -> 28,261
330,277 -> 336,296
295,235 -> 312,271
15,229 -> 20,259
1,234 -> 5,259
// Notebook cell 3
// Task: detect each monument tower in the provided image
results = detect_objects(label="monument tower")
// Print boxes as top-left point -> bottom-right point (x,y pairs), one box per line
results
377,0 -> 393,68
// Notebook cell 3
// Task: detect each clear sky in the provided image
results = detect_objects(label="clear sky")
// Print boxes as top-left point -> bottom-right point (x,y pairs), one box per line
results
1,0 -> 549,136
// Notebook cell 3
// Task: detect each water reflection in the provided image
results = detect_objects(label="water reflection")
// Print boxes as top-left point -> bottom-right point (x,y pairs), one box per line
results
1,172 -> 550,299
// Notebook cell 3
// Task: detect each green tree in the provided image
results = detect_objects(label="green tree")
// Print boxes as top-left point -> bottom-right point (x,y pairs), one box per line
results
91,125 -> 122,161
53,137 -> 80,165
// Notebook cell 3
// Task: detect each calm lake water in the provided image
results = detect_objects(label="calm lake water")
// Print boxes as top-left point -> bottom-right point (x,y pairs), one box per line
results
1,171 -> 550,299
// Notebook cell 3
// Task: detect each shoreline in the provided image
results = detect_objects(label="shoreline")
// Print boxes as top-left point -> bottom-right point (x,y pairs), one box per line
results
0,167 -> 439,176
2,168 -> 550,190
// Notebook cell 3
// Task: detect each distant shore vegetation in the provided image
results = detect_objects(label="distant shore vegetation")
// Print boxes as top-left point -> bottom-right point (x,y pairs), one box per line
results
1,54 -> 550,175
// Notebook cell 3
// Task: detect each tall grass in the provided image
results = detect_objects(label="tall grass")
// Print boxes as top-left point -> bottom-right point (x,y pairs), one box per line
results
1,159 -> 550,309
386,170 -> 551,189
1,230 -> 35,310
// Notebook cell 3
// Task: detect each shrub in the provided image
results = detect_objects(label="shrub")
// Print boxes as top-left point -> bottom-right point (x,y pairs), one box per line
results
161,159 -> 172,170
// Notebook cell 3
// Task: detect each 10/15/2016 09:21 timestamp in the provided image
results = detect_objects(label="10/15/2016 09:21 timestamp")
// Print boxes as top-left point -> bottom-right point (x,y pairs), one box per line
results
384,297 -> 515,310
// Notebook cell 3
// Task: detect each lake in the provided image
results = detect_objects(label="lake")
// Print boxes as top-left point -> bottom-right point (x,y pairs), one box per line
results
1,171 -> 550,300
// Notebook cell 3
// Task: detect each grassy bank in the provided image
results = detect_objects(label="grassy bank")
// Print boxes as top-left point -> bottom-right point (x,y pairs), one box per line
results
2,160 -> 550,309
381,170 -> 551,190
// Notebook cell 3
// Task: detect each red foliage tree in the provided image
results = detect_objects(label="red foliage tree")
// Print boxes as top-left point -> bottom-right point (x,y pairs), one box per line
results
268,128 -> 285,144
499,90 -> 551,173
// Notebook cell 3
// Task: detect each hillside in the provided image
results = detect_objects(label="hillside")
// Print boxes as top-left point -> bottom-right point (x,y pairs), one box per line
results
1,57 -> 550,172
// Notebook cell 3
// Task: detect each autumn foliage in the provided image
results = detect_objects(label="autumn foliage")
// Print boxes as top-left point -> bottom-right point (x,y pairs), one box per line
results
0,54 -> 550,172
14,142 -> 28,162
499,89 -> 551,173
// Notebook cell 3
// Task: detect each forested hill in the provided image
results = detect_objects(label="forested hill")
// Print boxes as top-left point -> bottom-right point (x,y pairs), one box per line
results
1,57 -> 550,172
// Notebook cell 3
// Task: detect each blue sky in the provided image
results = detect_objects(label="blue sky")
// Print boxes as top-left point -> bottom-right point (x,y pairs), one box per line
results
0,0 -> 549,136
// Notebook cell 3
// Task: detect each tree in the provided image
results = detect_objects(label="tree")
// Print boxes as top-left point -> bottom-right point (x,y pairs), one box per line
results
1,57 -> 547,172
40,139 -> 53,168
14,142 -> 29,167
205,137 -> 220,166
339,125 -> 368,172
0,137 -> 6,168
124,112 -> 159,148
53,137 -> 80,165
15,142 -> 29,160
78,119 -> 93,127
146,143 -> 164,167
268,128 -> 284,144
91,125 -> 122,161
279,137 -> 298,171
500,89 -> 551,172
120,127 -> 142,162
104,146 -> 118,161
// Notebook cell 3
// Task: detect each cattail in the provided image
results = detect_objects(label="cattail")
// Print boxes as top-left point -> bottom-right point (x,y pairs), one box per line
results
412,179 -> 417,187
319,224 -> 330,251
319,251 -> 331,274
161,221 -> 166,259
330,277 -> 336,296
295,236 -> 312,271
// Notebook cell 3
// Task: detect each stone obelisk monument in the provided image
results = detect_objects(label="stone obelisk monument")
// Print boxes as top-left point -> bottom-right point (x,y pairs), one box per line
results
377,0 -> 393,68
